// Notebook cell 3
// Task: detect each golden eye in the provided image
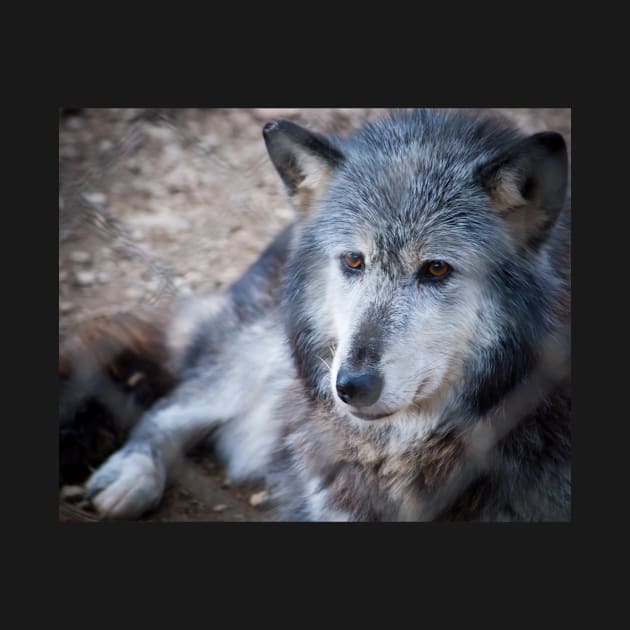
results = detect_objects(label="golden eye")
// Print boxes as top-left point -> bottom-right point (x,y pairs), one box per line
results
426,260 -> 450,277
343,253 -> 364,270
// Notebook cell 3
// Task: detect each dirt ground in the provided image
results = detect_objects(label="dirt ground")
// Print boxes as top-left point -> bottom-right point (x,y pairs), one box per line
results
58,107 -> 571,522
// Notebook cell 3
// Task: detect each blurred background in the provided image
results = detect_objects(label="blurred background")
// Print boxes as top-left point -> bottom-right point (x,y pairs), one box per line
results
58,108 -> 571,521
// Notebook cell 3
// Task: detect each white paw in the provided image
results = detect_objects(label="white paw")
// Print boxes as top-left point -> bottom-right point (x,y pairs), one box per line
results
84,446 -> 166,519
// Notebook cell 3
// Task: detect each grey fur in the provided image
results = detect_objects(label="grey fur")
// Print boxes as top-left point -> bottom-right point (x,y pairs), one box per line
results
84,109 -> 571,521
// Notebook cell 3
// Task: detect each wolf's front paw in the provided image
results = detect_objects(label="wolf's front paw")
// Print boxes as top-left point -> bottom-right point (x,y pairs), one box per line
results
84,446 -> 166,519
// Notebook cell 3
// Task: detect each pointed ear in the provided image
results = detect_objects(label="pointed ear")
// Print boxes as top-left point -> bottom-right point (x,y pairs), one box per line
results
476,131 -> 568,246
263,119 -> 344,216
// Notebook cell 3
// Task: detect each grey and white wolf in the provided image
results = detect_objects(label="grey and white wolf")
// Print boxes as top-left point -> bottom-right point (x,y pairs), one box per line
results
62,108 -> 571,521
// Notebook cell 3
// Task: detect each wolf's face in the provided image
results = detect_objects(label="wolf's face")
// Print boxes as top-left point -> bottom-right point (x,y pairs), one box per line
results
319,188 -> 497,420
264,110 -> 568,423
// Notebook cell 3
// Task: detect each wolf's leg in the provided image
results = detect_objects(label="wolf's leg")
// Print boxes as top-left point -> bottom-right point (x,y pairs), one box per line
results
84,306 -> 290,519
84,375 -> 239,519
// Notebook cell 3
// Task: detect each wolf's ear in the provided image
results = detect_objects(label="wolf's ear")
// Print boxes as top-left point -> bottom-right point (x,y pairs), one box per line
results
476,131 -> 568,246
263,119 -> 344,216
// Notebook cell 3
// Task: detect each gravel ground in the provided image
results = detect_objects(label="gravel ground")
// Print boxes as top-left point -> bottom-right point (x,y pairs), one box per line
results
58,107 -> 571,522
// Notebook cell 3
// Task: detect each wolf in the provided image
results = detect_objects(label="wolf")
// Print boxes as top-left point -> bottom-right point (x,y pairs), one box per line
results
69,108 -> 571,521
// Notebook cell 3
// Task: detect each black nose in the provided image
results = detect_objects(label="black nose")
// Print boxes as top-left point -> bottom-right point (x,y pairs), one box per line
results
336,367 -> 384,408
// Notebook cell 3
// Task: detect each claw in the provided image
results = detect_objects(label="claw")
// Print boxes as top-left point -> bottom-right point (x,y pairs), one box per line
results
80,448 -> 165,519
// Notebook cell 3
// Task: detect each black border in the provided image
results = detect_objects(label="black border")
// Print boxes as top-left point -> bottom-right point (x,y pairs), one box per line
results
17,54 -> 600,606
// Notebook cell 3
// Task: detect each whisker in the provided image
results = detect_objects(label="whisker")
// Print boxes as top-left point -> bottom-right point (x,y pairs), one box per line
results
317,356 -> 331,370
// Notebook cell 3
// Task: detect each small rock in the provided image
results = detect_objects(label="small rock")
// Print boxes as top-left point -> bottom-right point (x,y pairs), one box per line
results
60,485 -> 85,502
143,125 -> 174,143
197,134 -> 218,154
83,191 -> 107,205
128,209 -> 190,232
125,287 -> 145,300
249,490 -> 269,507
213,504 -> 228,513
145,278 -> 162,293
96,272 -> 110,284
99,139 -> 113,153
69,250 -> 91,264
184,271 -> 203,284
59,301 -> 74,314
59,271 -> 68,283
74,270 -> 95,287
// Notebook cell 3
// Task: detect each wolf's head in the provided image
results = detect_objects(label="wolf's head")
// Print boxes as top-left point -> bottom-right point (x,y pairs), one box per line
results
263,110 -> 569,424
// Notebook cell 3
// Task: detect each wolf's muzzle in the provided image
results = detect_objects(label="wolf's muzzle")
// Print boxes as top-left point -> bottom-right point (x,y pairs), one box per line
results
335,367 -> 384,409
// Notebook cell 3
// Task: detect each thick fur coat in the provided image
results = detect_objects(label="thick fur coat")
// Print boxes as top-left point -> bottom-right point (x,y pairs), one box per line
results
61,109 -> 571,521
